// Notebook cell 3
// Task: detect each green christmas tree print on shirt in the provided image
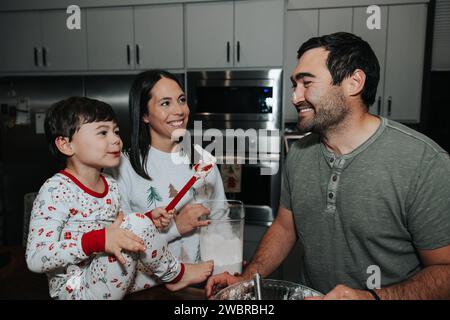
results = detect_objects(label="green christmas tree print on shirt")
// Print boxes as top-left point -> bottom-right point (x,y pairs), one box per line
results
147,185 -> 162,208
190,187 -> 198,202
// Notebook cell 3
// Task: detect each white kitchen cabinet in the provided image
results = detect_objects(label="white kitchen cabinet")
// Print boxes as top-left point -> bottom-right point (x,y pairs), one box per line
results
318,8 -> 353,35
234,0 -> 284,68
134,4 -> 184,69
0,5 -> 183,73
40,10 -> 88,71
0,10 -> 87,72
354,4 -> 426,123
186,1 -> 234,68
186,0 -> 284,68
87,7 -> 134,70
384,4 -> 427,123
352,5 -> 388,116
0,12 -> 41,72
284,9 -> 319,122
88,5 -> 184,71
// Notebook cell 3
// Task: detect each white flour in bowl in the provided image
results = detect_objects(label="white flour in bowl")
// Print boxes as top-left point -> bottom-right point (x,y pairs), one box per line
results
200,231 -> 243,275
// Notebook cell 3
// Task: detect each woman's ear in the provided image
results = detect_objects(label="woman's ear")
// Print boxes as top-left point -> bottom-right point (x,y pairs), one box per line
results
55,136 -> 74,157
343,69 -> 366,97
142,114 -> 150,124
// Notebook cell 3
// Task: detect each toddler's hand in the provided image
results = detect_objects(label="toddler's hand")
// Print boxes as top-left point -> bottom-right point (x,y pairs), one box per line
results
151,207 -> 175,230
105,212 -> 146,264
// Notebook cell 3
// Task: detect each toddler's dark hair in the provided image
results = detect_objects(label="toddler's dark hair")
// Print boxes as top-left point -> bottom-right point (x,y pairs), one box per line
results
44,96 -> 117,163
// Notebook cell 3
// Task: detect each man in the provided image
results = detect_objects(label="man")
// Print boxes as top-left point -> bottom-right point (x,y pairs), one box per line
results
205,32 -> 450,300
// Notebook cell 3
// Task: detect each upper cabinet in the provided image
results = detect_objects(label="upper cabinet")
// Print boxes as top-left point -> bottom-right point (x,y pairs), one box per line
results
186,2 -> 234,68
383,4 -> 427,123
353,6 -> 388,117
0,0 -> 429,123
284,3 -> 428,124
284,9 -> 318,122
0,12 -> 41,72
319,8 -> 352,35
40,10 -> 88,71
134,4 -> 184,70
186,0 -> 284,68
0,10 -> 87,72
234,0 -> 284,68
87,4 -> 184,70
0,4 -> 184,73
354,4 -> 427,123
86,7 -> 134,70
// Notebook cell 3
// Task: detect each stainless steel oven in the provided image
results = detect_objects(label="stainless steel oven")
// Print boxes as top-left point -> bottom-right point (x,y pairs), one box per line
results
187,69 -> 282,130
186,69 -> 282,223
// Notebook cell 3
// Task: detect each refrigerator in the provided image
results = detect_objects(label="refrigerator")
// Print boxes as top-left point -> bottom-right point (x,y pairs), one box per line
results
0,75 -> 138,245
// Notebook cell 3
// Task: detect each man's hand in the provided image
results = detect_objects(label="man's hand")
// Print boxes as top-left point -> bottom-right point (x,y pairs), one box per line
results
175,204 -> 210,235
105,212 -> 146,264
151,207 -> 175,230
306,284 -> 375,300
205,271 -> 243,298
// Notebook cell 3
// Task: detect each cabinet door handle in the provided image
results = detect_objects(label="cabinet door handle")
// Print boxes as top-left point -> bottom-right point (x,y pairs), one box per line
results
387,96 -> 392,117
126,45 -> 131,65
136,44 -> 140,65
42,47 -> 47,67
237,41 -> 240,62
227,41 -> 230,63
377,96 -> 381,115
33,47 -> 39,67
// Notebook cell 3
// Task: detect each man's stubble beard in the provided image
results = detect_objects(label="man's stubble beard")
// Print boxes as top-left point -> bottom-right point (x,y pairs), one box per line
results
297,89 -> 350,135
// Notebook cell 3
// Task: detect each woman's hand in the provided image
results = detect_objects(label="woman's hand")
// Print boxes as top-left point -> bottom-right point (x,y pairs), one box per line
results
175,204 -> 210,235
105,212 -> 146,264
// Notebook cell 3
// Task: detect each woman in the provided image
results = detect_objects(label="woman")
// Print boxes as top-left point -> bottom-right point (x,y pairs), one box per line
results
112,70 -> 226,289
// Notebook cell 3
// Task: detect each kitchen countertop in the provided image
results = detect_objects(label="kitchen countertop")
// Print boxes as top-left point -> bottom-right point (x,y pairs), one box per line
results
0,245 -> 206,300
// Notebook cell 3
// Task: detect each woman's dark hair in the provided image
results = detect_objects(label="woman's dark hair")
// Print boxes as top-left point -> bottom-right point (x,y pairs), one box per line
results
128,69 -> 184,180
297,32 -> 380,108
44,96 -> 117,163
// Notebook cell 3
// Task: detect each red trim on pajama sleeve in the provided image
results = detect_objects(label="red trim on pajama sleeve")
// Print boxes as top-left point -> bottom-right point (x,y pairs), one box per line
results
81,228 -> 106,256
169,263 -> 185,284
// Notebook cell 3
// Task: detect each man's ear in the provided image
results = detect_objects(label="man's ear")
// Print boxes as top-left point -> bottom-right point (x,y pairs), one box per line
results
343,69 -> 366,98
55,136 -> 74,157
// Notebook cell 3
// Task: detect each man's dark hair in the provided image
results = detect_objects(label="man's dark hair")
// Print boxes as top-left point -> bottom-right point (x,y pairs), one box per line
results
44,96 -> 118,163
297,32 -> 380,108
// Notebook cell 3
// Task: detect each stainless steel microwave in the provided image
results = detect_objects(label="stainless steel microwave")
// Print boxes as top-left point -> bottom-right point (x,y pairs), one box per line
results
187,69 -> 282,130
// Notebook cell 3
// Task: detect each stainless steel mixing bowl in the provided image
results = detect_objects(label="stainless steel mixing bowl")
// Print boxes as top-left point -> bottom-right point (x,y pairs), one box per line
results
212,278 -> 323,300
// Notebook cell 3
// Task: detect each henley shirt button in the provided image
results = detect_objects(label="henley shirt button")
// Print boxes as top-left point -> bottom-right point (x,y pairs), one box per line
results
328,193 -> 334,199
330,158 -> 334,163
332,175 -> 337,182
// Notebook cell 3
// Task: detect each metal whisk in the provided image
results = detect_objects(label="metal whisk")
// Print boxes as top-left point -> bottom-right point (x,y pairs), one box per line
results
253,272 -> 262,300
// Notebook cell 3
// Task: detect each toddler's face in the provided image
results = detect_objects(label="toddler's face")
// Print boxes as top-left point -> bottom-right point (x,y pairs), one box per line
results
69,120 -> 123,169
